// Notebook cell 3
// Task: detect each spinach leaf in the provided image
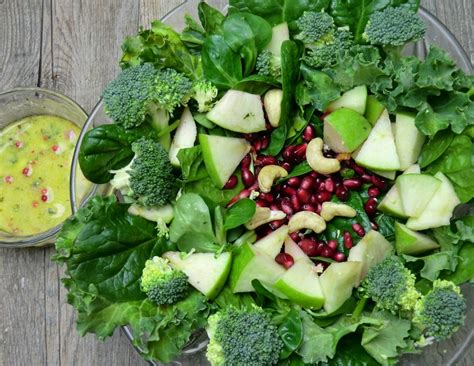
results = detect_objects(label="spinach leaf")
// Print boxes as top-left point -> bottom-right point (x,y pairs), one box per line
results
198,1 -> 225,35
224,198 -> 257,230
425,135 -> 472,174
233,75 -> 280,94
418,129 -> 455,168
326,336 -> 379,366
442,244 -> 474,285
183,176 -> 244,209
329,0 -> 420,42
169,193 -> 219,252
279,308 -> 304,359
177,146 -> 208,182
202,35 -> 243,89
180,15 -> 206,49
279,161 -> 312,182
265,40 -> 302,155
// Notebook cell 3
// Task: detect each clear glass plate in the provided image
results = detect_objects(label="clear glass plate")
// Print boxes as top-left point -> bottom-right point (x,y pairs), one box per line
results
70,1 -> 473,365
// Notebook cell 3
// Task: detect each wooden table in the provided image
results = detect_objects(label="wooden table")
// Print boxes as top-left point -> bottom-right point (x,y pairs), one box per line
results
0,1 -> 472,365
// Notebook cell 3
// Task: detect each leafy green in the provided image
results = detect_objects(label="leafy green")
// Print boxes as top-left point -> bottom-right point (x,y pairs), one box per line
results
169,193 -> 219,253
296,65 -> 341,111
177,146 -> 208,182
418,129 -> 455,168
224,198 -> 256,230
278,308 -> 304,359
183,176 -> 244,208
325,336 -> 379,366
198,2 -> 225,35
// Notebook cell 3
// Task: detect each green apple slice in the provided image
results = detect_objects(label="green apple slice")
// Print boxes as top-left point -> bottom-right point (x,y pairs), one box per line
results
365,95 -> 385,125
372,170 -> 396,180
347,230 -> 393,285
169,107 -> 197,167
396,174 -> 441,217
265,22 -> 289,56
254,225 -> 288,259
284,236 -> 311,263
206,90 -> 265,133
323,108 -> 372,153
406,172 -> 461,230
128,203 -> 173,224
327,85 -> 367,115
353,109 -> 400,171
199,134 -> 251,188
320,261 -> 362,313
163,251 -> 232,299
395,113 -> 426,170
229,243 -> 286,293
378,164 -> 421,217
395,222 -> 440,255
274,260 -> 325,309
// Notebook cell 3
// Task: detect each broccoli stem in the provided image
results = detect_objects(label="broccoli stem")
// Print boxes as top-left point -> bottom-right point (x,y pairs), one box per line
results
149,104 -> 171,150
351,296 -> 369,320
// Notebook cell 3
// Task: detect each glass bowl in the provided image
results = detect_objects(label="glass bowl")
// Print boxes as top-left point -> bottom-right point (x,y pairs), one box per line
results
0,87 -> 89,248
70,1 -> 473,365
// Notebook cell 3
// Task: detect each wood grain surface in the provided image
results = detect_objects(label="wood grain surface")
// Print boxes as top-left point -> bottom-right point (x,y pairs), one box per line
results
0,1 -> 472,365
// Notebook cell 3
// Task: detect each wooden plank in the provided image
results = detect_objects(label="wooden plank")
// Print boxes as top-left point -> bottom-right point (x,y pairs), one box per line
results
0,1 -> 47,366
39,1 -> 141,365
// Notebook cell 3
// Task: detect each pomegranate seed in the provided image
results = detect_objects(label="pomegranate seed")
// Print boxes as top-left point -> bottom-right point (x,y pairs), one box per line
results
327,240 -> 338,251
291,195 -> 301,210
241,154 -> 251,169
320,247 -> 334,258
310,194 -> 319,205
241,169 -> 255,187
22,167 -> 32,177
41,188 -> 48,195
370,222 -> 378,230
361,173 -> 372,183
351,163 -> 365,176
316,242 -> 325,254
281,162 -> 292,171
270,219 -> 286,230
243,134 -> 254,142
311,171 -> 319,179
256,155 -> 277,166
324,177 -> 335,193
32,201 -> 39,208
315,203 -> 322,214
302,125 -> 315,142
227,184 -> 258,207
294,143 -> 307,158
333,252 -> 346,262
364,198 -> 378,216
15,140 -> 23,148
343,231 -> 353,249
253,140 -> 262,151
255,200 -> 267,207
287,177 -> 301,187
299,239 -> 320,256
282,146 -> 295,161
302,203 -> 316,212
261,135 -> 270,150
275,253 -> 294,269
223,175 -> 238,189
280,198 -> 293,215
300,175 -> 316,190
4,175 -> 14,184
283,186 -> 297,196
335,186 -> 349,201
343,178 -> 362,190
371,175 -> 386,190
51,144 -> 60,152
290,232 -> 300,242
259,192 -> 274,202
368,186 -> 380,198
266,123 -> 273,131
41,195 -> 48,202
316,190 -> 331,203
352,223 -> 366,237
297,188 -> 311,204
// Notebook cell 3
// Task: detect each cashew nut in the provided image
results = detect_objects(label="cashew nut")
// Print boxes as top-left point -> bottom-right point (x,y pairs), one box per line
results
288,211 -> 326,233
245,207 -> 286,230
306,138 -> 341,175
320,202 -> 357,221
257,165 -> 288,193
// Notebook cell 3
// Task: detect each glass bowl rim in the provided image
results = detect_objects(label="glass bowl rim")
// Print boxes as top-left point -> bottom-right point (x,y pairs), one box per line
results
0,87 -> 88,248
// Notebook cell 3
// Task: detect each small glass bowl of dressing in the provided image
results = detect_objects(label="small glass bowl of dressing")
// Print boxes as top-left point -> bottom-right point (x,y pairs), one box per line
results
0,88 -> 91,247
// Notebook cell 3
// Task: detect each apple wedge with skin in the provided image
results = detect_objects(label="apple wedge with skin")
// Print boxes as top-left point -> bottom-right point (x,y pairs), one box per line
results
163,251 -> 232,299
396,174 -> 441,217
327,85 -> 368,115
253,225 -> 288,259
168,107 -> 197,167
273,260 -> 325,309
395,222 -> 440,255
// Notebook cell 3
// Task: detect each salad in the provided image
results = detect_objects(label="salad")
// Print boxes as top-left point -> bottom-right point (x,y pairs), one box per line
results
54,1 -> 474,365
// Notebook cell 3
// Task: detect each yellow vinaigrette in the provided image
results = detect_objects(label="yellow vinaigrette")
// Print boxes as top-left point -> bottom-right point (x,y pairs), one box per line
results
0,115 -> 86,235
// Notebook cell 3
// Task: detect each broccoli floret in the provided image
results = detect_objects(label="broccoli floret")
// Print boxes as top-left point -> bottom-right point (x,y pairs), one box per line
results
363,7 -> 426,49
141,256 -> 189,305
255,49 -> 282,79
361,256 -> 420,314
303,27 -> 354,68
192,80 -> 218,112
206,307 -> 283,366
102,64 -> 193,137
413,280 -> 466,340
294,11 -> 335,44
110,138 -> 178,207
